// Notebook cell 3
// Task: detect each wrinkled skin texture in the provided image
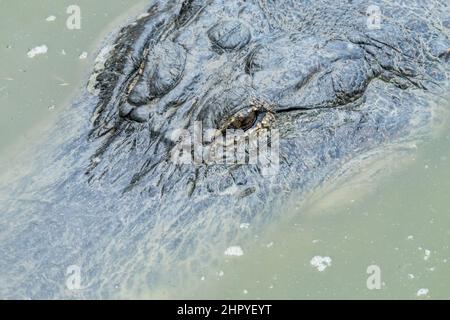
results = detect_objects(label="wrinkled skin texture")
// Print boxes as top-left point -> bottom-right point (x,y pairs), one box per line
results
0,0 -> 449,298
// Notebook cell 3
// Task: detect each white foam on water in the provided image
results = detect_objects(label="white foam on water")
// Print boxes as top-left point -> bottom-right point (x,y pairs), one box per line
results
310,256 -> 332,272
224,246 -> 244,256
45,15 -> 56,22
424,249 -> 431,261
239,223 -> 250,229
79,51 -> 88,60
27,45 -> 48,58
416,288 -> 429,297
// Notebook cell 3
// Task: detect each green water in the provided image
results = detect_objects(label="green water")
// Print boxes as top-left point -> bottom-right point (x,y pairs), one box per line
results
188,131 -> 450,299
0,0 -> 147,156
0,1 -> 449,300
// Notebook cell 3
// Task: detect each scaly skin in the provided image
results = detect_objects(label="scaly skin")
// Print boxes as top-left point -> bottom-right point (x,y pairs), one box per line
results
0,0 -> 449,298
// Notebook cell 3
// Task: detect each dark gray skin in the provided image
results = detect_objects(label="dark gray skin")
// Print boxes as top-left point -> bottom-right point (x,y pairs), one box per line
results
0,0 -> 449,299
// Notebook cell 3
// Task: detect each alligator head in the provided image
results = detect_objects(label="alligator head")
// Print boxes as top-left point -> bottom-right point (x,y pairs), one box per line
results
80,0 -> 450,294
87,0 -> 449,206
1,0 -> 448,298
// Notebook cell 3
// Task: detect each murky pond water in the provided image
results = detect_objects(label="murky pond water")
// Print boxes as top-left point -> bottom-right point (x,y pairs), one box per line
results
0,1 -> 449,299
188,127 -> 450,300
0,0 -> 147,156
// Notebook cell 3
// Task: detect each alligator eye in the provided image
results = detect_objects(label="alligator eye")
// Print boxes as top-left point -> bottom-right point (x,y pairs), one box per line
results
227,110 -> 257,131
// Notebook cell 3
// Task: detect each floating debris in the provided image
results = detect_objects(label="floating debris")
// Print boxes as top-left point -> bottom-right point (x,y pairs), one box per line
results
416,288 -> 429,297
224,246 -> 244,256
310,256 -> 332,272
239,223 -> 250,229
79,51 -> 88,60
46,15 -> 56,22
27,45 -> 48,58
